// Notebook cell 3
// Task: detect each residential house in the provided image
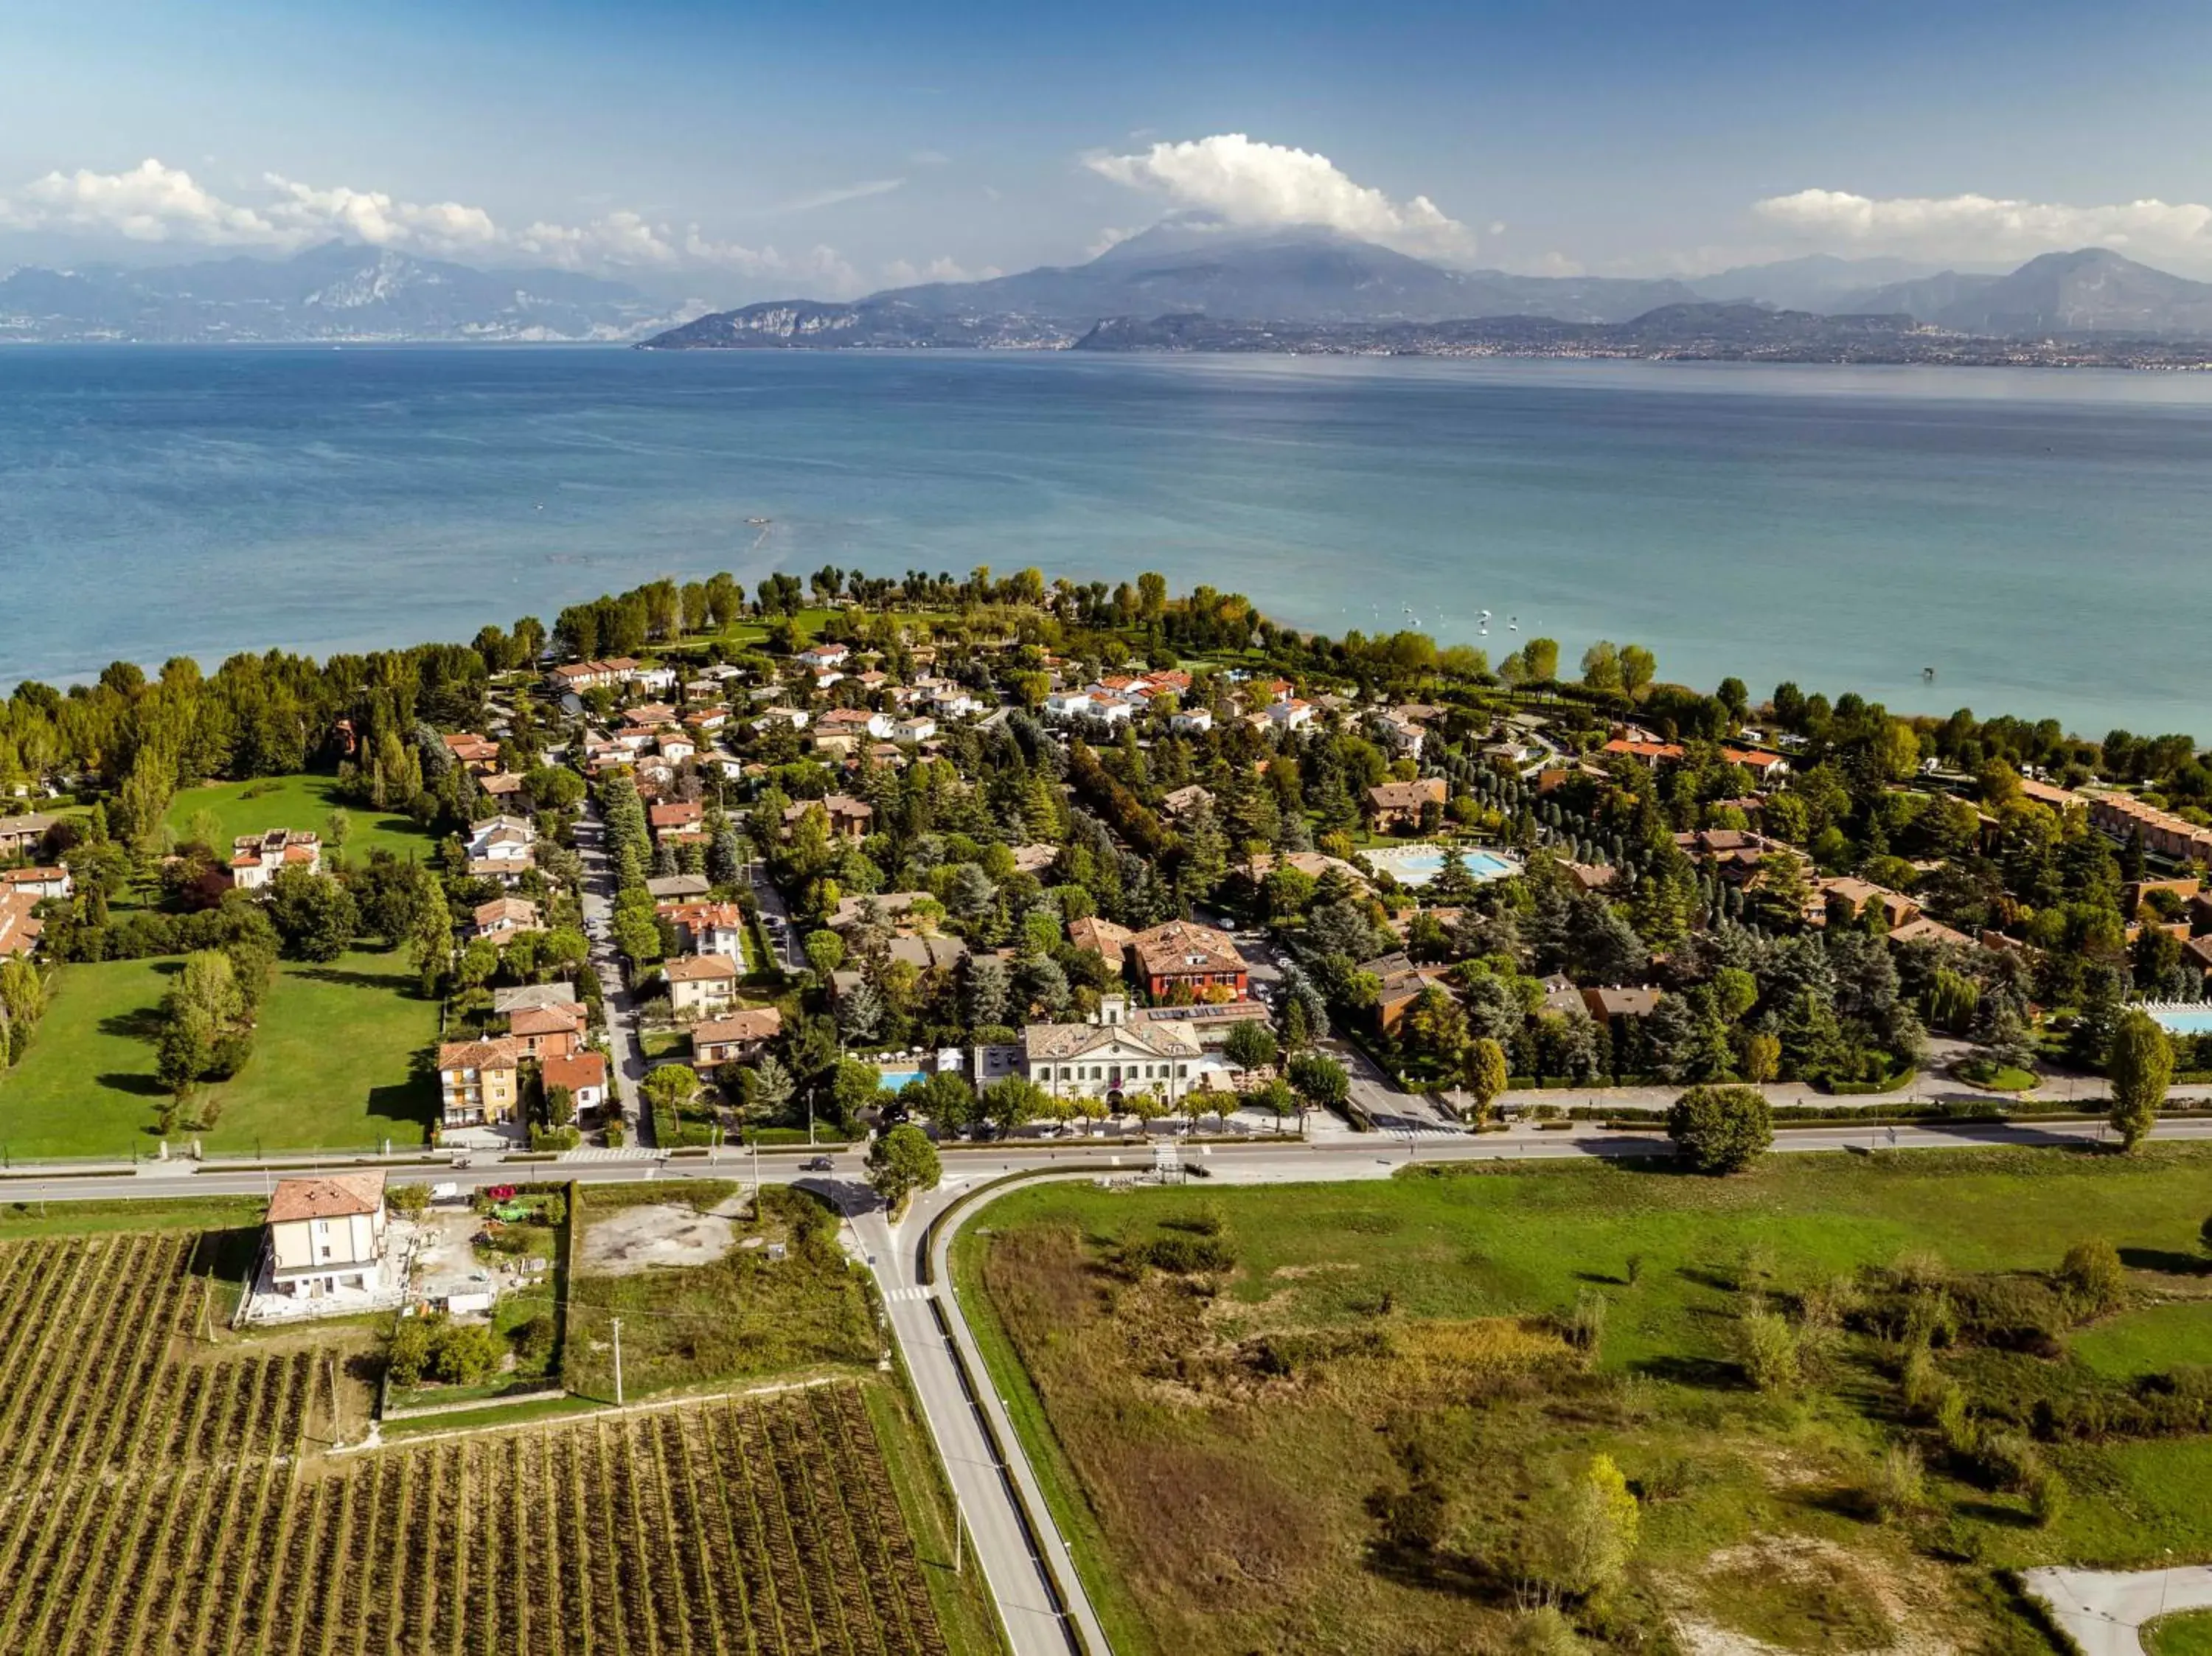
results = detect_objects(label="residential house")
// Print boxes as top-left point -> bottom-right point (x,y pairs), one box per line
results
541,1050 -> 608,1118
546,657 -> 641,693
1009,843 -> 1059,876
1809,877 -> 1919,930
1042,690 -> 1094,722
649,800 -> 705,843
657,731 -> 697,763
467,815 -> 537,866
828,891 -> 933,932
0,866 -> 72,900
493,981 -> 579,1017
437,1037 -> 523,1127
664,953 -> 740,1015
886,934 -> 970,974
1241,851 -> 1368,891
1023,1002 -> 1224,1105
658,900 -> 745,960
2124,877 -> 2200,919
264,1173 -> 389,1299
472,897 -> 543,941
930,686 -> 984,720
796,642 -> 850,671
783,794 -> 873,843
646,873 -> 712,902
1582,986 -> 1662,1023
1160,784 -> 1214,821
229,829 -> 322,891
1885,916 -> 1976,948
1066,914 -> 1133,965
442,733 -> 501,772
0,891 -> 44,959
1128,920 -> 1248,1001
1602,738 -> 1686,768
1719,747 -> 1790,783
1264,697 -> 1315,733
2089,791 -> 2212,863
1364,777 -> 1447,833
1169,707 -> 1214,734
755,706 -> 810,733
888,714 -> 936,744
508,1003 -> 584,1061
479,771 -> 528,804
0,813 -> 58,860
691,1008 -> 785,1066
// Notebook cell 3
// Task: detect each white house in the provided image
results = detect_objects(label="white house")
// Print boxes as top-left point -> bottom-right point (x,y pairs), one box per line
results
229,829 -> 322,891
1021,997 -> 1231,1105
265,1173 -> 389,1299
0,866 -> 72,900
931,687 -> 984,719
630,665 -> 678,695
658,900 -> 746,961
1170,708 -> 1214,734
1043,691 -> 1093,721
664,953 -> 740,1015
1265,698 -> 1316,732
797,642 -> 851,670
467,815 -> 537,864
888,715 -> 937,743
541,1050 -> 609,1118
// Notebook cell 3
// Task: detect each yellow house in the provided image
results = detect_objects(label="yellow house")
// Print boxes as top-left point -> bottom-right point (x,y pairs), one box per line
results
437,1036 -> 523,1126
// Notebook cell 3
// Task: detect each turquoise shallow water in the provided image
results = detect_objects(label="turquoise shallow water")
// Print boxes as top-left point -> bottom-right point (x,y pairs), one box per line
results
4,345 -> 2211,737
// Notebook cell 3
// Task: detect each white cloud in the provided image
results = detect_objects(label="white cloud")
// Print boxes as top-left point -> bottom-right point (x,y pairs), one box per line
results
0,156 -> 870,291
1084,133 -> 1477,262
878,255 -> 1001,288
1754,188 -> 2212,263
1084,226 -> 1138,260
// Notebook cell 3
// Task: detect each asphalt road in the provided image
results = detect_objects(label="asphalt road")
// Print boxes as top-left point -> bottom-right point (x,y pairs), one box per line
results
574,806 -> 649,1144
2024,1563 -> 2212,1656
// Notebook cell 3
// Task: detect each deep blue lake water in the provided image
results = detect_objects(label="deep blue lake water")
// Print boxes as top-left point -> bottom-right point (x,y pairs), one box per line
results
5,345 -> 2211,737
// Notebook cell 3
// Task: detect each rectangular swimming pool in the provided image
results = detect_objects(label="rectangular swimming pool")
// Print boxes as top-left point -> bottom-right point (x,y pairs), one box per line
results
2149,1009 -> 2212,1035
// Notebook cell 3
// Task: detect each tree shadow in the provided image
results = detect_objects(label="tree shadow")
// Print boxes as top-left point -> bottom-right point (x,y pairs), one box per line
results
2119,1246 -> 2208,1276
96,1071 -> 168,1099
293,967 -> 405,993
1574,1269 -> 1629,1287
1630,1353 -> 1747,1391
365,1080 -> 437,1129
1676,1264 -> 1738,1294
100,1006 -> 168,1043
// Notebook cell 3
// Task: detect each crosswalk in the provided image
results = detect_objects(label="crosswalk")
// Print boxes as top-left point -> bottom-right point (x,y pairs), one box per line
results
880,1286 -> 935,1304
558,1146 -> 660,1162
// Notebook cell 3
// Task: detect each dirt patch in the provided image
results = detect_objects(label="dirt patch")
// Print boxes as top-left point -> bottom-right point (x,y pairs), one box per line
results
1674,1534 -> 1955,1656
580,1194 -> 749,1275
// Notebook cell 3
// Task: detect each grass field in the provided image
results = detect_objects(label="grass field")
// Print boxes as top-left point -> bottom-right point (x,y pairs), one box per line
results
164,771 -> 433,864
956,1147 -> 2212,1656
2151,1610 -> 2212,1656
564,1181 -> 877,1403
0,946 -> 439,1158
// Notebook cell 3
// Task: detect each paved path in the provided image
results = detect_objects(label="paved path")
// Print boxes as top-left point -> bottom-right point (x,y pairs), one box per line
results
2024,1564 -> 2212,1656
574,804 -> 649,1145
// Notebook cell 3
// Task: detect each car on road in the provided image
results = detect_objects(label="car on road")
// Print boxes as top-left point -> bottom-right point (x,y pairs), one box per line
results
801,1155 -> 834,1172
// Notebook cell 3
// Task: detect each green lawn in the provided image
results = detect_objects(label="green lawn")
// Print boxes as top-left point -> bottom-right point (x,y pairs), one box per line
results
0,946 -> 439,1158
954,1147 -> 2212,1656
2150,1610 -> 2212,1656
165,771 -> 434,863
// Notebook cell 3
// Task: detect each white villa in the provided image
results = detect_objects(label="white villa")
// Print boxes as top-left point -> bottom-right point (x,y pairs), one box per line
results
264,1173 -> 389,1300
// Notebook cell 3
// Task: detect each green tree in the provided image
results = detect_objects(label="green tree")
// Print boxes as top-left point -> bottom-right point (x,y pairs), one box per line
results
386,1318 -> 435,1387
867,1122 -> 942,1217
1288,1051 -> 1349,1115
1222,1019 -> 1279,1077
804,929 -> 847,978
1666,1084 -> 1773,1174
267,866 -> 361,961
1462,1037 -> 1509,1121
2107,1009 -> 2171,1151
641,1063 -> 698,1113
982,1075 -> 1048,1135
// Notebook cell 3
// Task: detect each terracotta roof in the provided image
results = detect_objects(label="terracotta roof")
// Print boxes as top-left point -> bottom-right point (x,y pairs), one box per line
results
664,954 -> 739,982
649,801 -> 704,829
1366,778 -> 1448,811
1066,915 -> 1133,959
693,1009 -> 784,1045
540,1051 -> 608,1093
1129,920 -> 1243,978
509,1005 -> 583,1036
473,897 -> 543,929
265,1173 -> 386,1224
438,1037 -> 521,1071
1023,1018 -> 1200,1062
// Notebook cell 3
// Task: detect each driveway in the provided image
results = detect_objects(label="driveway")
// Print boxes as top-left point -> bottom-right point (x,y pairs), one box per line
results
748,857 -> 804,972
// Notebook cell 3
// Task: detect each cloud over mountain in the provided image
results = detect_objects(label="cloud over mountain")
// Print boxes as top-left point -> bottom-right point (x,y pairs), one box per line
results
1085,133 -> 1477,264
1756,188 -> 2212,265
0,156 -> 868,291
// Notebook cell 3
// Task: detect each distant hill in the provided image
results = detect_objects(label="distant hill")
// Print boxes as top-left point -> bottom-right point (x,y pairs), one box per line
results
0,242 -> 689,342
1683,254 -> 1952,313
1838,248 -> 2212,337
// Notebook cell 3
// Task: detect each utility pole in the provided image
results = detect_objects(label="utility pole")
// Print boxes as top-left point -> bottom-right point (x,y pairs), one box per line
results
611,1317 -> 625,1407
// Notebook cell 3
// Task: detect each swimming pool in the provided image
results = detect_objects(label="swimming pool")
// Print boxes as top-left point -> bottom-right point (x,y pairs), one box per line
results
874,1069 -> 925,1091
1366,844 -> 1517,887
2148,1007 -> 2212,1036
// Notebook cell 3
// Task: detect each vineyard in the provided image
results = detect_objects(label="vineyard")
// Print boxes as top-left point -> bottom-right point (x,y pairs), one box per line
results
0,1232 -> 961,1655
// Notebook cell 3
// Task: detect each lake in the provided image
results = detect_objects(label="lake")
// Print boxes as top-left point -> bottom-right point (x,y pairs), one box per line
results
5,345 -> 2211,737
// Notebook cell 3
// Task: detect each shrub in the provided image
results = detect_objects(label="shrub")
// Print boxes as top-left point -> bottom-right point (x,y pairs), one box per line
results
386,1183 -> 432,1218
1666,1085 -> 1773,1174
1935,1385 -> 1978,1458
511,1314 -> 557,1366
604,1120 -> 626,1147
386,1317 -> 434,1386
1977,1430 -> 2045,1492
2056,1238 -> 2127,1317
1900,1346 -> 1946,1418
2026,1465 -> 2068,1528
1508,1606 -> 1585,1655
1870,1443 -> 1926,1520
1130,1233 -> 1236,1275
1561,1288 -> 1607,1355
1738,1309 -> 1802,1391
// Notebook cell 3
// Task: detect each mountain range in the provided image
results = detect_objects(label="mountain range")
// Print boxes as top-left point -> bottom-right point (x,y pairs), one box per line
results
644,232 -> 2212,356
0,242 -> 689,343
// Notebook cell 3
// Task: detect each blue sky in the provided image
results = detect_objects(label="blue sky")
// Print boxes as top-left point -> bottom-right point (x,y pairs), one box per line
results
7,0 -> 2212,299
